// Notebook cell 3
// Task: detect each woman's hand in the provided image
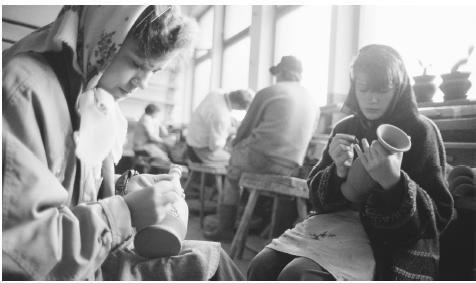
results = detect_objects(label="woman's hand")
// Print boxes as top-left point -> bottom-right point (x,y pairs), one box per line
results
329,133 -> 356,178
127,173 -> 184,196
354,138 -> 402,190
123,174 -> 184,230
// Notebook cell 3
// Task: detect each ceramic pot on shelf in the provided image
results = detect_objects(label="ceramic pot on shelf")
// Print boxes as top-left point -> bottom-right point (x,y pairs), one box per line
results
341,124 -> 411,204
440,71 -> 472,101
413,75 -> 437,103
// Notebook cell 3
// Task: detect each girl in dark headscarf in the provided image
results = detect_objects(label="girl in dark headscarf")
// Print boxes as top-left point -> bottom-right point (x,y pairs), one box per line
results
248,44 -> 454,280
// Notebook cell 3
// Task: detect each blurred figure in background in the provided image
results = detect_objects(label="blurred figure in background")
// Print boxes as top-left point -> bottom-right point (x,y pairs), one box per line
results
133,103 -> 173,163
186,89 -> 254,166
204,55 -> 318,241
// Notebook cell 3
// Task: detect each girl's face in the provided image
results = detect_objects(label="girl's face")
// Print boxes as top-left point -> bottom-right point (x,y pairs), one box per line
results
98,38 -> 175,101
354,73 -> 396,120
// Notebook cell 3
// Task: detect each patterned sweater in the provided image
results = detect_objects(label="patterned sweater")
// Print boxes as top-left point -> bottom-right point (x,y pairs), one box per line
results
308,114 -> 455,280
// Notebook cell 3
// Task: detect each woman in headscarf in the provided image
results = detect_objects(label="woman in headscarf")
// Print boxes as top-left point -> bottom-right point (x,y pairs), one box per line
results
247,44 -> 455,280
3,5 -> 244,280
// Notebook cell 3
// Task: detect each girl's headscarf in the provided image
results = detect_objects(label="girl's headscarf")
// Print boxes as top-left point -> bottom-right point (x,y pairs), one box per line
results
3,6 -> 175,166
3,5 -> 172,90
343,44 -> 419,129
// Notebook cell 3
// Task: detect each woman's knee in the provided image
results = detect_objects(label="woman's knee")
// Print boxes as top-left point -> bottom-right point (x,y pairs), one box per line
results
278,257 -> 335,281
247,248 -> 291,280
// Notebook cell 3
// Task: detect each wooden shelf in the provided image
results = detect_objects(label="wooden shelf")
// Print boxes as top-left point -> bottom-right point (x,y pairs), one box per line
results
418,98 -> 476,108
444,142 -> 476,149
432,117 -> 476,131
419,103 -> 476,119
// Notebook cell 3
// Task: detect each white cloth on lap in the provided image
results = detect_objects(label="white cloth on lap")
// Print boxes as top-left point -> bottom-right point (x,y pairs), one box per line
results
267,209 -> 375,281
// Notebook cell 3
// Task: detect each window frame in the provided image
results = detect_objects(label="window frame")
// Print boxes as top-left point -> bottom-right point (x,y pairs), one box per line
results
273,5 -> 334,107
220,6 -> 253,88
194,5 -> 214,63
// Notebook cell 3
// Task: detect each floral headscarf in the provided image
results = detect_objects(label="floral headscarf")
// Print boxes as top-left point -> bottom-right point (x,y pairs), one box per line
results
3,5 -> 170,91
3,5 -> 179,196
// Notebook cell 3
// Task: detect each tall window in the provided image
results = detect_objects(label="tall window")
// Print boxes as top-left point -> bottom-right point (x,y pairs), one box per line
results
223,5 -> 252,40
274,6 -> 332,107
222,37 -> 251,90
221,6 -> 252,90
192,7 -> 214,109
359,6 -> 476,101
195,8 -> 214,58
193,59 -> 212,108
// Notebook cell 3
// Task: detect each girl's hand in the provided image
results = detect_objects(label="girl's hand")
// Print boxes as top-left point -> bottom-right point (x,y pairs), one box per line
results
127,173 -> 184,197
354,138 -> 402,190
329,133 -> 356,178
124,174 -> 184,230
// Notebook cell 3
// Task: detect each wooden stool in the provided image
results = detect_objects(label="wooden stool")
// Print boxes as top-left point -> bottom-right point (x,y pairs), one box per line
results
183,162 -> 227,227
229,173 -> 309,259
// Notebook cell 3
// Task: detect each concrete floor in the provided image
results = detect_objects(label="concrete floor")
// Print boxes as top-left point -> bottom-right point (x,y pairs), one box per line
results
185,210 -> 268,276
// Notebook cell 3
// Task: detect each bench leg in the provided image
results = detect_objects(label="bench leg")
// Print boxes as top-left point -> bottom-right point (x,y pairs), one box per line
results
183,171 -> 196,194
268,195 -> 280,240
296,198 -> 308,222
199,172 -> 206,228
259,224 -> 271,239
230,189 -> 259,259
215,174 -> 223,196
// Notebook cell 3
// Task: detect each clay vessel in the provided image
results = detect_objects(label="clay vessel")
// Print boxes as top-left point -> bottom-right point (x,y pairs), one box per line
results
134,165 -> 189,258
341,124 -> 411,203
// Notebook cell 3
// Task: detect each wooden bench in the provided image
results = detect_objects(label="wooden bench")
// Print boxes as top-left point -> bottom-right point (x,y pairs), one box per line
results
183,162 -> 227,227
229,173 -> 309,259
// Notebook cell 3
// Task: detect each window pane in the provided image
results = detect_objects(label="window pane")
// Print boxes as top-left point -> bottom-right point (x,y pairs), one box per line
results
195,8 -> 214,58
224,5 -> 252,40
193,59 -> 212,108
359,6 -> 476,101
275,6 -> 332,107
222,37 -> 251,90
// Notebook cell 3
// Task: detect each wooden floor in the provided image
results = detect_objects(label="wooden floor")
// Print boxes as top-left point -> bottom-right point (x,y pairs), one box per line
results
185,211 -> 268,276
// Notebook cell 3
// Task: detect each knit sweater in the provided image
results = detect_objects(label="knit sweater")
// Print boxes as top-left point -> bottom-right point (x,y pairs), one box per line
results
308,113 -> 455,280
233,81 -> 317,166
307,52 -> 456,279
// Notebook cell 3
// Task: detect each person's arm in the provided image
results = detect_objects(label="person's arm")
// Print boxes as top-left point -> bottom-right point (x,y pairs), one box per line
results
158,124 -> 169,137
142,116 -> 164,143
2,70 -> 133,280
360,119 -> 455,248
233,90 -> 264,145
207,111 -> 230,151
308,128 -> 352,214
3,126 -> 133,281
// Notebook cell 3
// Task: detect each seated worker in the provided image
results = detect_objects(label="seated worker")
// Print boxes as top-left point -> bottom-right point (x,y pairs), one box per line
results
186,89 -> 254,166
247,45 -> 455,280
133,103 -> 173,163
2,5 -> 244,280
204,55 -> 318,241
